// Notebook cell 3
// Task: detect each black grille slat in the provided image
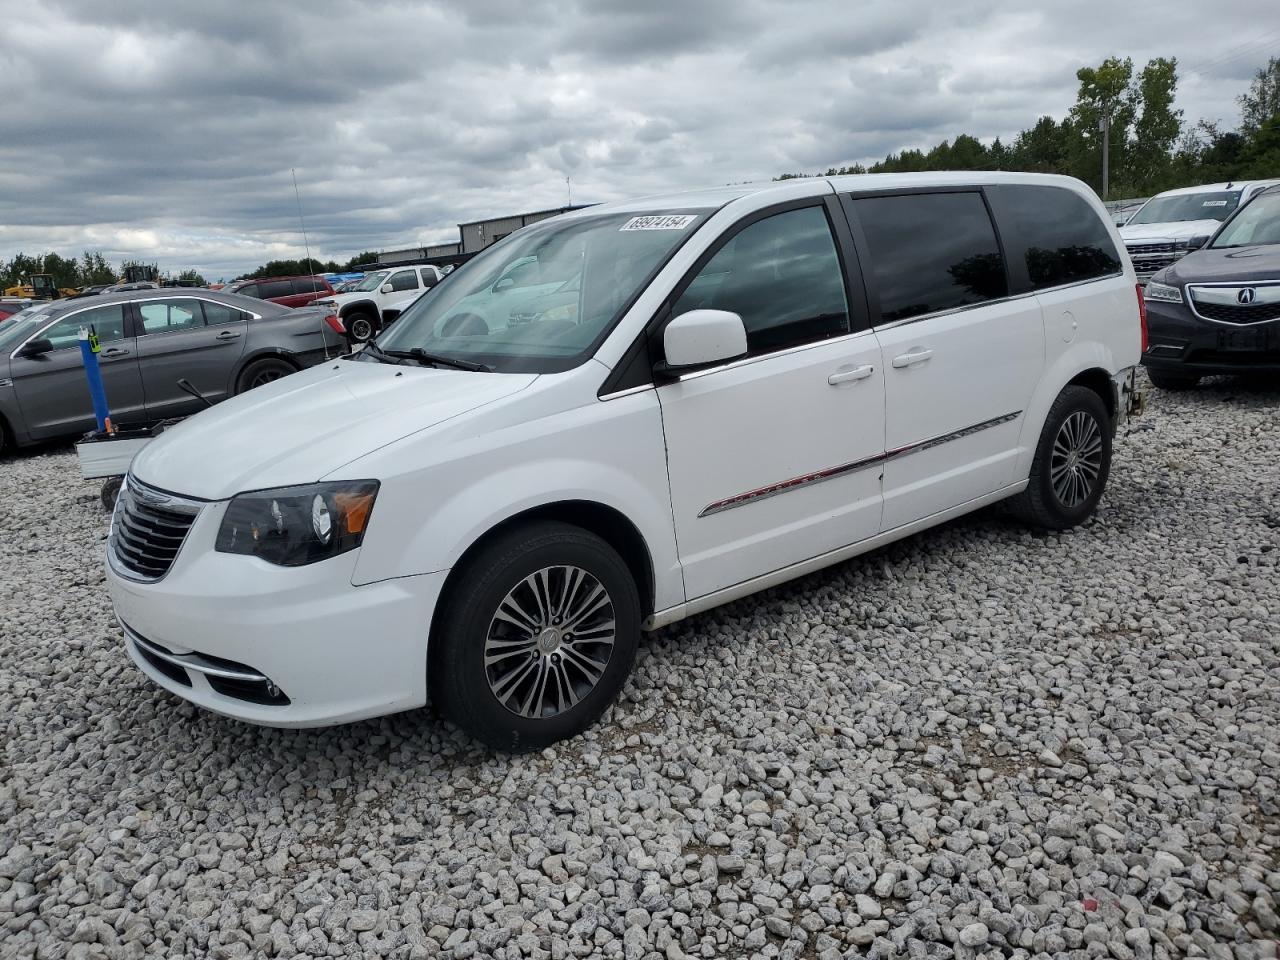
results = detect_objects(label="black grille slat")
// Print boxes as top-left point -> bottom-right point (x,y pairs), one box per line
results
110,478 -> 200,581
1191,300 -> 1280,325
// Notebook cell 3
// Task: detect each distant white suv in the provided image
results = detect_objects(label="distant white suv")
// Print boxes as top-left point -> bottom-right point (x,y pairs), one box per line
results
315,263 -> 447,343
1120,180 -> 1280,281
106,172 -> 1143,750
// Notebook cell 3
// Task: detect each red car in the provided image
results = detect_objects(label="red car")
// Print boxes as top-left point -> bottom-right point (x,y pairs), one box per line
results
225,275 -> 334,309
0,300 -> 31,322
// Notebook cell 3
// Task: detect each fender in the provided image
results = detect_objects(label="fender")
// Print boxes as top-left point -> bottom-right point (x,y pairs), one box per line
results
338,300 -> 379,320
1014,340 -> 1119,480
345,390 -> 685,611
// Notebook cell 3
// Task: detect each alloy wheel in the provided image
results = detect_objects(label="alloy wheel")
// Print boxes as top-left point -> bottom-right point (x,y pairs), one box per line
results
250,369 -> 287,388
484,565 -> 616,719
348,317 -> 373,341
1050,410 -> 1103,508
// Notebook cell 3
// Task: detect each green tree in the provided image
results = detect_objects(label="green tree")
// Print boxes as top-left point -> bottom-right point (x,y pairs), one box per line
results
1068,57 -> 1137,197
177,269 -> 207,286
1240,114 -> 1280,178
1239,57 -> 1280,136
78,251 -> 117,285
1131,58 -> 1182,192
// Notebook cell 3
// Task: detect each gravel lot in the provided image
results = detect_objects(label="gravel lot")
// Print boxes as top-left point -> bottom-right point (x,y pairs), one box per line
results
2,375 -> 1278,960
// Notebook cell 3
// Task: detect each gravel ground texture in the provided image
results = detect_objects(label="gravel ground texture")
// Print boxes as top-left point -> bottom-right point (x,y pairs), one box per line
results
2,374 -> 1278,960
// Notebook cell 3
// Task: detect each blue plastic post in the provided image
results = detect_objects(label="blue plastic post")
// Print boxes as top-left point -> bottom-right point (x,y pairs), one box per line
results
78,326 -> 113,433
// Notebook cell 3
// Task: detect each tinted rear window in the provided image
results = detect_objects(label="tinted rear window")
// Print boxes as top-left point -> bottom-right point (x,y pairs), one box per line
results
994,185 -> 1121,289
852,192 -> 1007,323
260,280 -> 292,299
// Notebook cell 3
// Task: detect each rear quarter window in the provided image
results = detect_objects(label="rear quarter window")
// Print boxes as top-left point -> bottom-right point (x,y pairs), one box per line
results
260,280 -> 293,299
990,185 -> 1122,290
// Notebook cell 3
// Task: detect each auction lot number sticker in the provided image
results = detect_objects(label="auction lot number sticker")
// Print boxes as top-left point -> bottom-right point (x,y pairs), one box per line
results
620,215 -> 698,231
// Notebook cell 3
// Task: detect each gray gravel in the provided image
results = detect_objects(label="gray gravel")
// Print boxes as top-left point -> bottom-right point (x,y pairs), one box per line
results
2,374 -> 1279,960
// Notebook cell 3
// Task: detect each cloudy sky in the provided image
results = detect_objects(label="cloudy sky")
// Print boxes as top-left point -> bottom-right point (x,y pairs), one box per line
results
1,0 -> 1274,280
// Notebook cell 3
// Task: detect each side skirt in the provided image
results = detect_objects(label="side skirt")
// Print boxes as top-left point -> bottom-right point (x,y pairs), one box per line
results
643,480 -> 1028,631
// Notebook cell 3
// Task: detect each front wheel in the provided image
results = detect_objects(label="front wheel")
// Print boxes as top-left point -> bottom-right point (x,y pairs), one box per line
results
430,522 -> 640,752
1009,385 -> 1112,530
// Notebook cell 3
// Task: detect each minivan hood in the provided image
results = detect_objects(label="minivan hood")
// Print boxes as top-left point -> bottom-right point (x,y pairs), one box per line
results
1120,219 -> 1221,243
1160,244 -> 1280,285
130,360 -> 537,500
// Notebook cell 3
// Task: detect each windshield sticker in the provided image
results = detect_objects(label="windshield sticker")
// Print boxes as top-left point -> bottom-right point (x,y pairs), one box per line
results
620,215 -> 698,232
1202,200 -> 1228,207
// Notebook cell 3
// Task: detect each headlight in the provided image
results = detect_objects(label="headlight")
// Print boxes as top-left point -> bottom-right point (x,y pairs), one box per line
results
216,481 -> 379,566
1144,281 -> 1183,303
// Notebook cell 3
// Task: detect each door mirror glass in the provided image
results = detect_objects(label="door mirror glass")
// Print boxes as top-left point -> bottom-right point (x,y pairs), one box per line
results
17,337 -> 54,358
660,309 -> 747,372
1185,234 -> 1210,251
380,283 -> 394,294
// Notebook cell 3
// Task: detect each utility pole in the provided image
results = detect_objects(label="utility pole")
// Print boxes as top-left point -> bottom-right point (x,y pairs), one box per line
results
1098,112 -> 1111,201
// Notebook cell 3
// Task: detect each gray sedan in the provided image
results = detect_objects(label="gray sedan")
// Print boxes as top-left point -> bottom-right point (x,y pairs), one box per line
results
0,289 -> 346,453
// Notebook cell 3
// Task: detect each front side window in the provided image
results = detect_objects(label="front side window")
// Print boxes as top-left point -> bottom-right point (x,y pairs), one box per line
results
379,209 -> 710,373
853,192 -> 1008,323
389,270 -> 418,292
1128,191 -> 1242,226
1212,191 -> 1280,248
40,304 -> 128,350
995,185 -> 1122,289
235,283 -> 260,298
138,299 -> 203,335
671,205 -> 849,356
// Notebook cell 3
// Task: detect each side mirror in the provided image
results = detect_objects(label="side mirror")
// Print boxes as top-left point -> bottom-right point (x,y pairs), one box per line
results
16,337 -> 53,358
658,309 -> 748,375
1185,235 -> 1210,251
380,283 -> 394,294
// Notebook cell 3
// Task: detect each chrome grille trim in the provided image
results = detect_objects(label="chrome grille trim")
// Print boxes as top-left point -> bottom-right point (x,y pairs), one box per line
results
109,476 -> 205,582
123,622 -> 269,683
1188,282 -> 1280,326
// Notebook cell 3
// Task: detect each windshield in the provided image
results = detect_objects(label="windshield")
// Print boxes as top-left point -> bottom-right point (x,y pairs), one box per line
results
1128,190 -> 1242,226
1211,191 -> 1280,248
0,302 -> 59,353
377,209 -> 710,373
351,271 -> 388,292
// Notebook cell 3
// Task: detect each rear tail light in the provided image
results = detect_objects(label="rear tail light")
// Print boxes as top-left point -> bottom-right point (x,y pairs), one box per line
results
324,313 -> 345,335
1135,283 -> 1148,353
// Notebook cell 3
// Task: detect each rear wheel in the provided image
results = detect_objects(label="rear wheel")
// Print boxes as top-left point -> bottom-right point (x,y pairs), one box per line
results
1009,385 -> 1112,530
345,312 -> 377,344
1146,368 -> 1199,390
234,357 -> 296,394
430,522 -> 640,752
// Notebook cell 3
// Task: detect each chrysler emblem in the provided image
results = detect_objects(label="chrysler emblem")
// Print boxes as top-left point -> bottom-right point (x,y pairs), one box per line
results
1237,288 -> 1256,304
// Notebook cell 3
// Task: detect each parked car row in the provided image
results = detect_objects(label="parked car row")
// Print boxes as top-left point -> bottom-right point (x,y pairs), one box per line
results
1141,183 -> 1280,389
1120,179 -> 1280,281
105,172 -> 1143,750
0,289 -> 345,453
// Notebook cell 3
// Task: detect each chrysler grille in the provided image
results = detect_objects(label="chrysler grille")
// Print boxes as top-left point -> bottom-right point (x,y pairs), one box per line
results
110,477 -> 203,581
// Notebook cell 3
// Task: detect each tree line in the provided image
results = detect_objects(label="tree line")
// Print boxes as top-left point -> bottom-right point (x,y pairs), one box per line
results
778,56 -> 1280,200
0,251 -> 206,291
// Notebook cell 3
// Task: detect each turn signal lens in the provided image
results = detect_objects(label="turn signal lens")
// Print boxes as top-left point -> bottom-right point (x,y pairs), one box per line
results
334,491 -> 375,535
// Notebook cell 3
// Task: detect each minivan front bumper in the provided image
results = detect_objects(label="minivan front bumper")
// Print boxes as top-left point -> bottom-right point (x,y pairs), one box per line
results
106,505 -> 448,727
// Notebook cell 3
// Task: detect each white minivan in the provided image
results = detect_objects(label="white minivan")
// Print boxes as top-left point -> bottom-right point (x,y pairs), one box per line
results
106,173 -> 1143,750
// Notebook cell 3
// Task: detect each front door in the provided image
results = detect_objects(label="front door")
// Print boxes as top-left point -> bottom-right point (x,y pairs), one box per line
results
10,302 -> 146,438
657,203 -> 885,601
844,189 -> 1045,529
134,297 -> 249,417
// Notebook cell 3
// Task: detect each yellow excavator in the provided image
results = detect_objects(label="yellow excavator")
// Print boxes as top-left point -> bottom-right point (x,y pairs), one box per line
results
3,274 -> 78,300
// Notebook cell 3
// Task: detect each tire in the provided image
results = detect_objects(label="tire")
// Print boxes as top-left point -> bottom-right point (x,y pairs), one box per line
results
101,476 -> 123,511
1009,385 -> 1112,530
1147,368 -> 1199,391
234,357 -> 296,394
345,312 -> 377,344
430,521 -> 641,752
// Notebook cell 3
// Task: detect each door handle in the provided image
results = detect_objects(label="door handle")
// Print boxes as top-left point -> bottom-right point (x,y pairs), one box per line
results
828,364 -> 875,385
891,348 -> 933,368
215,330 -> 242,341
100,348 -> 130,359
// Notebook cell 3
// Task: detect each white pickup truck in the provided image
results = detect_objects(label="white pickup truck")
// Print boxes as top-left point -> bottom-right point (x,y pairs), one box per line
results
1120,180 -> 1280,281
315,264 -> 448,343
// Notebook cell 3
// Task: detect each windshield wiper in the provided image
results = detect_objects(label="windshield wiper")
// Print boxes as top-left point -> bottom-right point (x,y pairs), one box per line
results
382,347 -> 491,372
356,342 -> 399,365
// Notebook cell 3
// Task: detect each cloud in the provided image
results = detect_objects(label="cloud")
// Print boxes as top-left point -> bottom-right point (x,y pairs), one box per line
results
0,0 -> 1268,279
